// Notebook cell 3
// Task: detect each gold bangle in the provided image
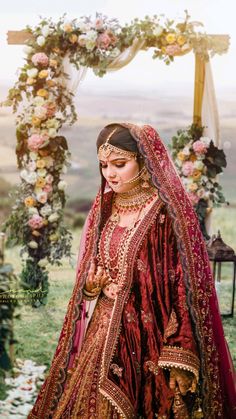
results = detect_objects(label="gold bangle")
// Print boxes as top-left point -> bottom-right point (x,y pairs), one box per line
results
82,287 -> 101,297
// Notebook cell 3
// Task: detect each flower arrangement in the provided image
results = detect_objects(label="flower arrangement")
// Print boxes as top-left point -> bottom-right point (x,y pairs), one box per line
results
170,124 -> 227,239
1,13 -> 229,304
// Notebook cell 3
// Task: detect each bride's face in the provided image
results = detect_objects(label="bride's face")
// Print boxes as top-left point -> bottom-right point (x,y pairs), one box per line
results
99,151 -> 140,193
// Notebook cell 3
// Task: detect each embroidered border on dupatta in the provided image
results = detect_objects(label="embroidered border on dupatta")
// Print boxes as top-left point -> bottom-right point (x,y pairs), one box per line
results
99,198 -> 163,419
126,124 -> 223,417
28,191 -> 104,418
158,346 -> 200,381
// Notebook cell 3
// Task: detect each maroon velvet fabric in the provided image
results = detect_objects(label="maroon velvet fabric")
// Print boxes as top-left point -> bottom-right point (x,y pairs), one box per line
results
108,206 -> 198,418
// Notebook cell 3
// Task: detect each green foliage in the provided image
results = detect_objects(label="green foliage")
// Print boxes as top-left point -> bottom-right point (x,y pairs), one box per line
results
20,260 -> 49,307
0,264 -> 19,372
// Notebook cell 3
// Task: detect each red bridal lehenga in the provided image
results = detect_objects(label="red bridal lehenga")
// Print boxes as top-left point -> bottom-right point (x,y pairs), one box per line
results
28,124 -> 236,419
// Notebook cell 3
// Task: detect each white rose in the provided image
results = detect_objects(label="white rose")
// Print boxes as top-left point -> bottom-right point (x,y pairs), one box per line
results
29,152 -> 38,161
46,118 -> 60,129
182,146 -> 190,156
25,172 -> 37,185
33,97 -> 45,106
53,201 -> 62,211
200,136 -> 211,146
77,19 -> 90,32
27,161 -> 37,172
37,36 -> 46,47
20,169 -> 28,180
34,187 -> 43,195
194,161 -> 204,170
23,45 -> 33,55
86,30 -> 97,41
34,106 -> 47,119
27,68 -> 38,78
85,39 -> 96,50
28,241 -> 38,249
40,204 -> 52,217
153,25 -> 163,37
41,25 -> 50,37
48,212 -> 60,222
28,207 -> 39,215
37,168 -> 47,177
58,180 -> 67,191
38,258 -> 48,268
48,128 -> 57,138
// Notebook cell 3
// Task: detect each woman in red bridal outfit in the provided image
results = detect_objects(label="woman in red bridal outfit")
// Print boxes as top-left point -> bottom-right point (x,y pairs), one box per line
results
29,123 -> 236,418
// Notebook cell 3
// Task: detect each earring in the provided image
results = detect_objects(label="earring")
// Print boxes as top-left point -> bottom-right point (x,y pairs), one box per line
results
140,167 -> 151,189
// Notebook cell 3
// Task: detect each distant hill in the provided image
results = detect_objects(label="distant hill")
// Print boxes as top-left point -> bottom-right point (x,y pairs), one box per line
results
0,87 -> 235,202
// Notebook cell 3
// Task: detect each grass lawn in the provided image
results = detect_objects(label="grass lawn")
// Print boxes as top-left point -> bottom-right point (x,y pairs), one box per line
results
0,206 -> 235,400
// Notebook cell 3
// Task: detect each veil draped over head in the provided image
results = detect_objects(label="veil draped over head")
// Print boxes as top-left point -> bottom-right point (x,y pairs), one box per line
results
29,123 -> 236,419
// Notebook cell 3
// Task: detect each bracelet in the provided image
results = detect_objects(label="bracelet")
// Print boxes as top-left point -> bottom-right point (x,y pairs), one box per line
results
82,287 -> 101,300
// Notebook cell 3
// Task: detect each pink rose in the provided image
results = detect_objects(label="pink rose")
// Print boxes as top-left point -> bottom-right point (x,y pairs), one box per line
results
188,192 -> 200,206
36,191 -> 48,204
32,52 -> 49,67
28,214 -> 44,229
43,102 -> 57,118
96,31 -> 114,49
182,161 -> 194,177
95,18 -> 103,30
45,174 -> 54,183
43,184 -> 53,194
27,134 -> 46,151
166,44 -> 181,56
193,140 -> 208,155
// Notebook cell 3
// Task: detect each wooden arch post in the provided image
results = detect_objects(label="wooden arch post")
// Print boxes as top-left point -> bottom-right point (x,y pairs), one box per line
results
193,54 -> 205,127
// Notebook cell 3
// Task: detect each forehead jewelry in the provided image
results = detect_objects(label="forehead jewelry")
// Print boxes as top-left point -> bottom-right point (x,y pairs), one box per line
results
98,128 -> 137,161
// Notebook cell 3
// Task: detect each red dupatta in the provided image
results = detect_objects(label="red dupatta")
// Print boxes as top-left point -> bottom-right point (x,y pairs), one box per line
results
28,123 -> 236,419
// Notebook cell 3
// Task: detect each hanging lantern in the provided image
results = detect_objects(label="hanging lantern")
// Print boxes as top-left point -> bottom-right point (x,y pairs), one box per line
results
207,231 -> 236,317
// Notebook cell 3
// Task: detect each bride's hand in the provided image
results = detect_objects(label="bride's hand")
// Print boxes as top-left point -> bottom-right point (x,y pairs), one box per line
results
85,261 -> 109,293
169,367 -> 197,396
84,259 -> 99,293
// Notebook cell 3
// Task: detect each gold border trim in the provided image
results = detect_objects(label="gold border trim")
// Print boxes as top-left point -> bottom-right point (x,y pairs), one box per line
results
158,345 -> 200,381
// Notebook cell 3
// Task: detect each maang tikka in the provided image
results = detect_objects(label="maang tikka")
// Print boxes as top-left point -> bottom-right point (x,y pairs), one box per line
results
98,128 -> 138,161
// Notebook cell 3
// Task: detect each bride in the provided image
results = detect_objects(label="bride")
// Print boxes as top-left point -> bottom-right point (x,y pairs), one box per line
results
29,123 -> 236,418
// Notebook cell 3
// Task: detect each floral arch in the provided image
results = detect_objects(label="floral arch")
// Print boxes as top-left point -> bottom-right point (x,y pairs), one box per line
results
3,12 -> 229,304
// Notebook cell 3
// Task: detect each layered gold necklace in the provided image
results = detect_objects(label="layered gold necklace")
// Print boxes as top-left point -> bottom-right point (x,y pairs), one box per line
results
97,185 -> 159,290
113,184 -> 158,214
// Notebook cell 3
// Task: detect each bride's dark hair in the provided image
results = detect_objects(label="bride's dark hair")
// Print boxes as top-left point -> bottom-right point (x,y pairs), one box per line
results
96,123 -> 139,154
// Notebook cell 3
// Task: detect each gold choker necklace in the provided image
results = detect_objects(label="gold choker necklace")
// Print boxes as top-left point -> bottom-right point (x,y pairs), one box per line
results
113,184 -> 158,214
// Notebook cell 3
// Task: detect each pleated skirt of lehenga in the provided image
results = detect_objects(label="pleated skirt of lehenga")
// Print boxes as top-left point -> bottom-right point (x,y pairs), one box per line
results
53,293 -> 121,419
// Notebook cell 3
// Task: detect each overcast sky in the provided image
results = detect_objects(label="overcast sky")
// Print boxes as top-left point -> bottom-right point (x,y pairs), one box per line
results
0,0 -> 235,97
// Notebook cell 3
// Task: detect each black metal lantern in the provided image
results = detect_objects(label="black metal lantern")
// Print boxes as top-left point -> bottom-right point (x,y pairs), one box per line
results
207,231 -> 236,317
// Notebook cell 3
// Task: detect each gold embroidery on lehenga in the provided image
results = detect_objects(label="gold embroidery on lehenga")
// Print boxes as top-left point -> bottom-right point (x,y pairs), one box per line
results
163,309 -> 178,343
137,258 -> 146,272
125,310 -> 136,323
141,310 -> 153,323
110,363 -> 123,378
145,360 -> 159,376
52,294 -> 116,418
